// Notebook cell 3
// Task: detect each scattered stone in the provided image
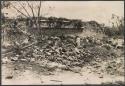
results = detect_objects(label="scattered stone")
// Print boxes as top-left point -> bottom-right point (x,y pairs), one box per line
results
14,68 -> 18,70
99,75 -> 103,78
5,76 -> 13,79
50,80 -> 62,82
2,35 -> 122,76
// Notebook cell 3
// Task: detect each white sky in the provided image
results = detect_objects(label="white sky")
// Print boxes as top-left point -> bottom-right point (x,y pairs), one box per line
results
2,1 -> 124,26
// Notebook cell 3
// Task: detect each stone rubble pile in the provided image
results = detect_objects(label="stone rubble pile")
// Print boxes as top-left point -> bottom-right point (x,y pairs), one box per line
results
8,35 -> 121,69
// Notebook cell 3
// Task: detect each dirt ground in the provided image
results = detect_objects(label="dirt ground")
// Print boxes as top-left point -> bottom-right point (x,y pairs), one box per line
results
2,58 -> 124,85
2,36 -> 124,85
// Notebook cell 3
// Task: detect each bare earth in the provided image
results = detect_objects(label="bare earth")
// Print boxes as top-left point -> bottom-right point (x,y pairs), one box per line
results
2,59 -> 124,85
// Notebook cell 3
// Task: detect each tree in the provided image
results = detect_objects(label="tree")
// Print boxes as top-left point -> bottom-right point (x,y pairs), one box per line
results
110,14 -> 124,36
1,1 -> 11,24
1,1 -> 12,43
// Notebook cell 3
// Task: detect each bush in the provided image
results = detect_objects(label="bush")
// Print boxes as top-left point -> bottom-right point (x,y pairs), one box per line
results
103,15 -> 124,37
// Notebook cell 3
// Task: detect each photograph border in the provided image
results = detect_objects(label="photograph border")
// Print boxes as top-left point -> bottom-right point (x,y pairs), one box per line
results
0,0 -> 124,86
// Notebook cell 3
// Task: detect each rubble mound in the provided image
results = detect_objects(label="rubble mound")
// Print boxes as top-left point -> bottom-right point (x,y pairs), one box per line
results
3,35 -> 120,71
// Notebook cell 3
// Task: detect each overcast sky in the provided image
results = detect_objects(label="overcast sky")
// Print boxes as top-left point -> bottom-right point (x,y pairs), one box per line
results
2,1 -> 124,26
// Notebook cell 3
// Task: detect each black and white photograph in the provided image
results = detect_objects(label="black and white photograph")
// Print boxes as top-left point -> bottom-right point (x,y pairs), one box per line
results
1,1 -> 124,85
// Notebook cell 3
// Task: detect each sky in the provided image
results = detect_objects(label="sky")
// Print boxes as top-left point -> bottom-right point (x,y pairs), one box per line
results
2,1 -> 124,26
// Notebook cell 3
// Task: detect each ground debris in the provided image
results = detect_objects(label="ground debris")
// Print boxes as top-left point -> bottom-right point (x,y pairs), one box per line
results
2,35 -> 124,76
50,80 -> 62,82
5,76 -> 13,79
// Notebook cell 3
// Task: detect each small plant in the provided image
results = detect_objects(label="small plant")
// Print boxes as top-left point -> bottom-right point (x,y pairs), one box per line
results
104,14 -> 124,37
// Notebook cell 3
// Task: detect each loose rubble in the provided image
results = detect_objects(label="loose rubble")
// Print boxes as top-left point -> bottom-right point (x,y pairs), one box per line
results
2,34 -> 124,73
